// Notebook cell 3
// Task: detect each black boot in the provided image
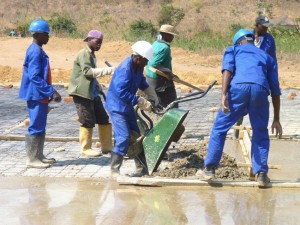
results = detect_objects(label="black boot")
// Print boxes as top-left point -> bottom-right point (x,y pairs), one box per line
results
110,152 -> 123,178
127,151 -> 148,177
256,172 -> 270,187
26,134 -> 50,168
38,133 -> 56,164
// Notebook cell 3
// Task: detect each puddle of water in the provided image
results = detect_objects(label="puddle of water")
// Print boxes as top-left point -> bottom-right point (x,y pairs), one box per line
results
1,177 -> 300,225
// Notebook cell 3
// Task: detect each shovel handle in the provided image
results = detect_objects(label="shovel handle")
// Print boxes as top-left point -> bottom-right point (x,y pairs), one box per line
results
149,66 -> 204,92
105,61 -> 112,67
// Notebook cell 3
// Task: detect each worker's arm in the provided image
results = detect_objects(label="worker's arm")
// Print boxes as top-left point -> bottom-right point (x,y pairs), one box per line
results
267,55 -> 282,138
271,96 -> 282,138
221,70 -> 232,114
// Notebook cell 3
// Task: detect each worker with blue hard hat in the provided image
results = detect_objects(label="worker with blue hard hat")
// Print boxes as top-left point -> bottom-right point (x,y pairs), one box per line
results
19,19 -> 62,168
196,29 -> 282,188
235,15 -> 278,138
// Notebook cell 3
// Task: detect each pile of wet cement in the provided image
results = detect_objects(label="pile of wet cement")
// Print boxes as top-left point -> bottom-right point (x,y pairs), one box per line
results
151,143 -> 248,180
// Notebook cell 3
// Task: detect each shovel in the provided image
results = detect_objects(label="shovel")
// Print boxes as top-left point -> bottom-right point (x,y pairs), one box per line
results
148,66 -> 204,92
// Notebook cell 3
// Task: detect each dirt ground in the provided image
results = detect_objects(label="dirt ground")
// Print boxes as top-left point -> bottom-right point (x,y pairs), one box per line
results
0,36 -> 299,88
151,143 -> 248,180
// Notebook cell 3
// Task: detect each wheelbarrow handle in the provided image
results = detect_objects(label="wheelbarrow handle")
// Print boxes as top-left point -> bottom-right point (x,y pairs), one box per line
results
153,80 -> 217,114
170,80 -> 217,106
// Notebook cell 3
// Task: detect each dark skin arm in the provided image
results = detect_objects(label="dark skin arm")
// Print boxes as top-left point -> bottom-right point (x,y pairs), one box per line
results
221,70 -> 232,113
271,95 -> 282,138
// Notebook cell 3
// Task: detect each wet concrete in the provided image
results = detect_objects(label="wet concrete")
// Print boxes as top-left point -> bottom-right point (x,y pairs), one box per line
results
224,139 -> 300,182
1,177 -> 300,225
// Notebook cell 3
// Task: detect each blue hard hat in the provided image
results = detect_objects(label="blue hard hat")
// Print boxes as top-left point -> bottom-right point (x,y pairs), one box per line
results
29,19 -> 50,34
233,29 -> 254,45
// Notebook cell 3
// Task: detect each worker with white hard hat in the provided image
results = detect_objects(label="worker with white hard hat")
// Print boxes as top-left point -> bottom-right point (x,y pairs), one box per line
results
105,40 -> 159,178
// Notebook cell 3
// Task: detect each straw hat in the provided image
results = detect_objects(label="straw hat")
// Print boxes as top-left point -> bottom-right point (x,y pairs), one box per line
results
159,24 -> 177,35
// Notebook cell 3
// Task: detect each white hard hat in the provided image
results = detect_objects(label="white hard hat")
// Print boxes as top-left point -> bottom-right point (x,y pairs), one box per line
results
131,41 -> 154,61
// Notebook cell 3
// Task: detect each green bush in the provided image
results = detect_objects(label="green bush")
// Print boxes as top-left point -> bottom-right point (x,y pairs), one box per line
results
49,13 -> 77,36
269,26 -> 300,53
158,5 -> 185,26
129,19 -> 156,39
15,20 -> 31,36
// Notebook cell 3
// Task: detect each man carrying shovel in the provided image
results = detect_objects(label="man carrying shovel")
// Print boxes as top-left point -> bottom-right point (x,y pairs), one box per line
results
146,24 -> 178,108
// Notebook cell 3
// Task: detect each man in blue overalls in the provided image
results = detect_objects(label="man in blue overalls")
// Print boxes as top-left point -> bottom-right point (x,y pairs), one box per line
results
196,29 -> 282,187
235,15 -> 278,136
106,41 -> 159,178
19,19 -> 62,168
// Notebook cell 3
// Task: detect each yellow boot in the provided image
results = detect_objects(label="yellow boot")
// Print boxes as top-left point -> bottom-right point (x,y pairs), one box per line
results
80,127 -> 102,157
98,124 -> 113,154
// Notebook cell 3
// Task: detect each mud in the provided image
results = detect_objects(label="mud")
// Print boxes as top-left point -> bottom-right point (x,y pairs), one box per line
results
151,143 -> 248,180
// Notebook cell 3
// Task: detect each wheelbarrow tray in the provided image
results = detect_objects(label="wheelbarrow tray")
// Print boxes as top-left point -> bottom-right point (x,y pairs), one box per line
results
143,108 -> 189,175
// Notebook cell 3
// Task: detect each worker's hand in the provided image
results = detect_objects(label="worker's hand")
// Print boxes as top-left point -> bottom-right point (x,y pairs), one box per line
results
271,120 -> 283,138
137,97 -> 152,112
51,91 -> 62,103
221,94 -> 230,114
143,87 -> 159,106
95,83 -> 103,93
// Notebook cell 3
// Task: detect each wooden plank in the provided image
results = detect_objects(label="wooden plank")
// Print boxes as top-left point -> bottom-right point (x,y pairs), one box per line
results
238,163 -> 282,170
117,177 -> 300,188
231,125 -> 252,131
0,135 -> 99,142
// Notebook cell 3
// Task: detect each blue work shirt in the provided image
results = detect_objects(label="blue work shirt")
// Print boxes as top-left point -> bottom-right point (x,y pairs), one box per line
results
19,42 -> 55,101
222,43 -> 281,97
253,30 -> 277,64
105,56 -> 149,113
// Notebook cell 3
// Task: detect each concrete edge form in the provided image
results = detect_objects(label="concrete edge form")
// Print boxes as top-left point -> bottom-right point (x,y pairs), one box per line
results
117,177 -> 300,188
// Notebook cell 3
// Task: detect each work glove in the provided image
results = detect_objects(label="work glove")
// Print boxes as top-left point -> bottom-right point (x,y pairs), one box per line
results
137,97 -> 152,112
143,87 -> 159,106
51,91 -> 62,103
90,67 -> 115,78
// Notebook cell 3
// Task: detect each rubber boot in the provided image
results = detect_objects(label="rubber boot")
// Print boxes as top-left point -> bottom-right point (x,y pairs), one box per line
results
38,133 -> 56,164
25,134 -> 50,168
98,124 -> 113,154
110,152 -> 123,178
127,151 -> 148,177
80,127 -> 102,157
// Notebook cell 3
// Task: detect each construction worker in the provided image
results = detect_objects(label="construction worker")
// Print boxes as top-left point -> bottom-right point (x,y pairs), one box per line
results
254,15 -> 277,64
235,15 -> 278,137
106,41 -> 159,178
196,29 -> 282,187
19,19 -> 62,168
146,24 -> 178,108
68,30 -> 114,157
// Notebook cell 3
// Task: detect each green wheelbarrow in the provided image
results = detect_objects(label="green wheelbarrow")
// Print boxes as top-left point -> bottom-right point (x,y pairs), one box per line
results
130,80 -> 217,175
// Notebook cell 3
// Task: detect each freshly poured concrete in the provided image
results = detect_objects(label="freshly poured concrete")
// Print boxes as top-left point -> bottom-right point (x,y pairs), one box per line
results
1,177 -> 300,225
224,139 -> 300,182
